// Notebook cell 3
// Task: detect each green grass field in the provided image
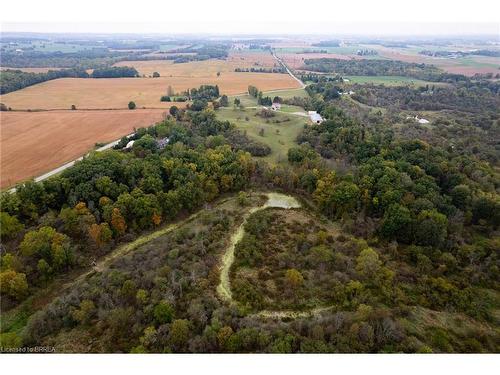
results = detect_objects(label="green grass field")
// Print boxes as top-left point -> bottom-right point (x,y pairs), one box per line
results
229,88 -> 309,107
344,75 -> 447,87
217,107 -> 310,164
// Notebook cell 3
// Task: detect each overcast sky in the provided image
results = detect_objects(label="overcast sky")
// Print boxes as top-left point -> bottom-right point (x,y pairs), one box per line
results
1,0 -> 499,36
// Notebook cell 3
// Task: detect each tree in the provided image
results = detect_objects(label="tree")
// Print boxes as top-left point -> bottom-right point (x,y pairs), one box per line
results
20,226 -> 73,271
248,85 -> 259,97
0,212 -> 24,240
380,203 -> 412,241
167,85 -> 174,96
169,319 -> 190,350
356,247 -> 381,280
190,99 -> 207,111
219,95 -> 229,107
88,223 -> 112,247
128,101 -> 136,110
169,105 -> 179,117
58,202 -> 95,239
72,299 -> 96,325
233,98 -> 241,108
71,104 -> 76,110
154,301 -> 174,324
0,270 -> 28,300
285,268 -> 304,289
413,209 -> 448,247
451,184 -> 471,210
152,71 -> 160,78
111,208 -> 127,235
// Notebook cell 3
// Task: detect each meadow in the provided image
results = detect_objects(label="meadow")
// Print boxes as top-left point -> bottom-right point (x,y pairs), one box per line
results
216,107 -> 310,164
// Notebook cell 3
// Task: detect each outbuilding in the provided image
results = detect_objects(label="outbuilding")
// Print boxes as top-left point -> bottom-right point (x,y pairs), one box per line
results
308,111 -> 323,124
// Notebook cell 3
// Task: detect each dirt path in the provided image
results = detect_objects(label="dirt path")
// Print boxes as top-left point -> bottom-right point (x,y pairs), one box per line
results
217,192 -> 301,302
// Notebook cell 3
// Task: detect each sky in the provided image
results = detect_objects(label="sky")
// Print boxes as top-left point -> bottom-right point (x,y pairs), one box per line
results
1,0 -> 499,36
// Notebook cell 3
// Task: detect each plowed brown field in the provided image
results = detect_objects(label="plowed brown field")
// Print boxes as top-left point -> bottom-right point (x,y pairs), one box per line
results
0,109 -> 167,188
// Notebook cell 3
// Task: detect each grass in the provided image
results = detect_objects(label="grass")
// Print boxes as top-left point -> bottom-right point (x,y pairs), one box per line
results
263,87 -> 309,99
344,75 -> 445,87
217,107 -> 310,164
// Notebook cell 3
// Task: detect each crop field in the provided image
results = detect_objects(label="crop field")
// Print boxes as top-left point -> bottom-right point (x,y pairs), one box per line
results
0,109 -> 167,188
216,107 -> 310,164
227,50 -> 278,67
1,73 -> 301,110
115,52 -> 278,77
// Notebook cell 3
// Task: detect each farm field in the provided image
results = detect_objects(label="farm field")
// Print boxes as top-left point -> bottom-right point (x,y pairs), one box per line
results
1,73 -> 301,110
0,109 -> 167,188
216,107 -> 309,164
114,52 -> 278,77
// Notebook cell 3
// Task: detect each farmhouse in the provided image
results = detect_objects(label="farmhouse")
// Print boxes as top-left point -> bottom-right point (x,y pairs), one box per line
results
308,111 -> 323,124
271,102 -> 281,111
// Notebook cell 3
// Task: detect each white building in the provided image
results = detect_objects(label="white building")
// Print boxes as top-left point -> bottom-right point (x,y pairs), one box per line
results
271,102 -> 281,111
308,111 -> 323,124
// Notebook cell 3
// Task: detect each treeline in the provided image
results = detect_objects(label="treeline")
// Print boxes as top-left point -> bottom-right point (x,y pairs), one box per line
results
90,66 -> 138,78
234,67 -> 285,73
420,49 -> 500,58
312,40 -> 340,47
0,66 -> 140,94
0,68 -> 88,94
0,49 -> 133,69
247,85 -> 273,106
301,58 -> 471,83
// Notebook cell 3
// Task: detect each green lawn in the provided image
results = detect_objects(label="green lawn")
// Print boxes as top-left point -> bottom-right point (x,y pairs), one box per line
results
217,107 -> 310,164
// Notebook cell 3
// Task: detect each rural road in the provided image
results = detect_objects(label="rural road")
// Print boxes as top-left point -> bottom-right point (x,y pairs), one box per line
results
271,50 -> 306,89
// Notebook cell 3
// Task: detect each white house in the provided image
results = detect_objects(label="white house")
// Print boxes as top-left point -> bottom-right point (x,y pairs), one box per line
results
308,111 -> 323,124
271,102 -> 281,111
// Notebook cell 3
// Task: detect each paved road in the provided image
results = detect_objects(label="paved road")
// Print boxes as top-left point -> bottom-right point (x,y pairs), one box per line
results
271,50 -> 306,89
